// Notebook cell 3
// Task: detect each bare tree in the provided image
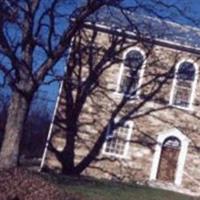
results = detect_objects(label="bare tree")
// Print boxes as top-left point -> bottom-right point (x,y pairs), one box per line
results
20,91 -> 52,159
45,25 -> 170,175
0,90 -> 9,149
41,1 -> 200,176
0,0 -> 122,169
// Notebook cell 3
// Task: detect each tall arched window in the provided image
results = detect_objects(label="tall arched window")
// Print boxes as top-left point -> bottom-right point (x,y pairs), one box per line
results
117,48 -> 145,97
170,61 -> 197,109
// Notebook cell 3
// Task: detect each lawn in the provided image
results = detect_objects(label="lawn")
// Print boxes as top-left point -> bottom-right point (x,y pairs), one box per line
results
43,173 -> 198,200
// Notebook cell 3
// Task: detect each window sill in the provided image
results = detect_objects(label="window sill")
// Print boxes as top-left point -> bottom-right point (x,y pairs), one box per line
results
113,91 -> 140,101
101,151 -> 130,160
168,103 -> 194,112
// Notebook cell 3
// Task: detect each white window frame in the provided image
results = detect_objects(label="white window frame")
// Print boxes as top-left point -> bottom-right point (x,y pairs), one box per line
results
115,47 -> 146,98
169,59 -> 198,110
150,128 -> 189,186
102,119 -> 133,159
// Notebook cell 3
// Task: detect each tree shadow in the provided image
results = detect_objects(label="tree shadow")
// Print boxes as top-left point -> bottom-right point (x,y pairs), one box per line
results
42,6 -> 200,192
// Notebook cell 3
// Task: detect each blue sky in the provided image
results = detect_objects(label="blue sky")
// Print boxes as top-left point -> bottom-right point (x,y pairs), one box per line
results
43,0 -> 200,110
123,0 -> 200,26
2,0 -> 200,114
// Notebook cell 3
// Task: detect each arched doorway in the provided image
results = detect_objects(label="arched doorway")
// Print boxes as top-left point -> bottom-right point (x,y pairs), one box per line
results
150,128 -> 189,186
157,137 -> 181,182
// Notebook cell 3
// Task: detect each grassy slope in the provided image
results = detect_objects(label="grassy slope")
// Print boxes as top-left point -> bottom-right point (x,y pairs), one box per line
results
43,173 -> 197,200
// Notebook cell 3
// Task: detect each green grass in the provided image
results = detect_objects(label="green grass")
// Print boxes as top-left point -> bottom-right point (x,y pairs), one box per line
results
43,173 -> 198,200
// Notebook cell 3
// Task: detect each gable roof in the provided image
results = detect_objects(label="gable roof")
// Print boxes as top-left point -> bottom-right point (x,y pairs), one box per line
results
86,6 -> 200,50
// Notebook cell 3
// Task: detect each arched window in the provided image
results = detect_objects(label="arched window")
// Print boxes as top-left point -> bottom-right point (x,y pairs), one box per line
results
117,49 -> 145,97
170,61 -> 197,109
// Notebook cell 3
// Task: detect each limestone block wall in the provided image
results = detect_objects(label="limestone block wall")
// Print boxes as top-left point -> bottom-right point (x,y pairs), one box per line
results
44,26 -> 200,194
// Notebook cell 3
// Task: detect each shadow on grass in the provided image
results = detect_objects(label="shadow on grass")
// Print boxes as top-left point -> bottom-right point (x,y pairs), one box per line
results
41,170 -> 198,200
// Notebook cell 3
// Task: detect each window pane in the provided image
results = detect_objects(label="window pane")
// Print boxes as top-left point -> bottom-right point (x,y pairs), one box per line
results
119,75 -> 138,95
173,84 -> 191,107
172,61 -> 196,108
177,62 -> 195,81
104,123 -> 131,156
119,50 -> 144,95
124,50 -> 144,70
163,137 -> 181,149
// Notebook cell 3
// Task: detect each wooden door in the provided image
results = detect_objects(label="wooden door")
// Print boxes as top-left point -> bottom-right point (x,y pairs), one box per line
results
157,137 -> 180,182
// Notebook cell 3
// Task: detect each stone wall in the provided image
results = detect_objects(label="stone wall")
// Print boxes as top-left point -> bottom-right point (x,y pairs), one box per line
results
44,26 -> 200,195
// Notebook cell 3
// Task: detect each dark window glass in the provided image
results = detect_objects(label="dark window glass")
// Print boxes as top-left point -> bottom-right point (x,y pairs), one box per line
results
163,137 -> 181,149
177,62 -> 195,81
124,50 -> 144,71
119,50 -> 144,96
172,62 -> 195,108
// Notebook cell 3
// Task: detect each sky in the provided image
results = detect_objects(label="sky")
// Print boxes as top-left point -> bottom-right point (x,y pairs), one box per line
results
41,0 -> 200,114
124,0 -> 200,26
43,0 -> 200,109
2,0 -> 200,115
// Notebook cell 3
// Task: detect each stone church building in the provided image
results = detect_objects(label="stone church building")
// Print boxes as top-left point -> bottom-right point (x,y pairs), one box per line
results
41,6 -> 200,195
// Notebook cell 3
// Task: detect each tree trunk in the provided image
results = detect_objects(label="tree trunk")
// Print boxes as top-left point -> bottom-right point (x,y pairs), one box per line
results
60,128 -> 76,175
74,128 -> 107,175
0,91 -> 30,169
